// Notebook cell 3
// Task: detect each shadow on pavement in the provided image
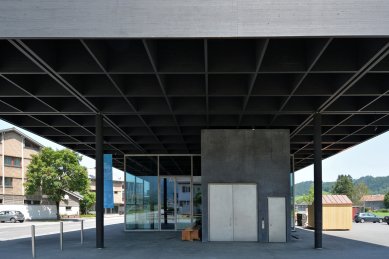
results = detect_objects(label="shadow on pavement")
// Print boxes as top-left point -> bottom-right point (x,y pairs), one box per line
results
1,224 -> 388,259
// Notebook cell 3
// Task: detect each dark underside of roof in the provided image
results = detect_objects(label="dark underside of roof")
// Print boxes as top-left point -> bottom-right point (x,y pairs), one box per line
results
1,38 -> 389,171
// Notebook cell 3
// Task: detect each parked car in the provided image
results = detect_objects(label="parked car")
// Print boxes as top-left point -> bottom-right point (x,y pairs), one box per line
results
0,210 -> 25,223
354,212 -> 383,223
384,216 -> 389,225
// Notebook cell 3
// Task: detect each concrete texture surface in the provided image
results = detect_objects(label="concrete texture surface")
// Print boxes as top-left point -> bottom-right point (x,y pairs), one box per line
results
1,223 -> 389,259
201,129 -> 290,242
2,0 -> 389,38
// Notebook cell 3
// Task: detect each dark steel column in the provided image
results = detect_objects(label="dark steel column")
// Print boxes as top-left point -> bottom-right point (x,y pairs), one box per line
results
163,178 -> 167,224
291,155 -> 296,232
96,113 -> 104,248
314,113 -> 322,249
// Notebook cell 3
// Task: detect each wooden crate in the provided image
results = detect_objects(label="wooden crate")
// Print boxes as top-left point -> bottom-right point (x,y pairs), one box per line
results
182,228 -> 200,241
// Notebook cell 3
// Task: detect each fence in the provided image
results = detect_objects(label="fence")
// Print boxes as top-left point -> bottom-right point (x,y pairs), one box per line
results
0,204 -> 57,220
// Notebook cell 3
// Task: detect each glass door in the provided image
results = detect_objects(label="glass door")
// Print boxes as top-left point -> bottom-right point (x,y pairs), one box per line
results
176,177 -> 192,230
160,177 -> 176,230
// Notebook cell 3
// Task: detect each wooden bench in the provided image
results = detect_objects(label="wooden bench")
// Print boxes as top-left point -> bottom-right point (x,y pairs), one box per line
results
181,227 -> 200,241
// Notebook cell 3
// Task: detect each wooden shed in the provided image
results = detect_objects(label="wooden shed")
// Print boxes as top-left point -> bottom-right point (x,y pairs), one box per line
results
308,195 -> 352,230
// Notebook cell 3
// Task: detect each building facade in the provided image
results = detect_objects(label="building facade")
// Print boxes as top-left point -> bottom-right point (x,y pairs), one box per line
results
0,128 -> 82,217
361,195 -> 386,210
90,176 -> 124,214
0,128 -> 42,205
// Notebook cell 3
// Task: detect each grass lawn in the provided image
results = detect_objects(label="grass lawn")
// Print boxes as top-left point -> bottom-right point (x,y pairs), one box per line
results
80,214 -> 96,218
372,211 -> 389,217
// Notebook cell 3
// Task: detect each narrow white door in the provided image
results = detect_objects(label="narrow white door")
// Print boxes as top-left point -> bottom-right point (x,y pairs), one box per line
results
233,184 -> 257,241
209,184 -> 233,241
268,197 -> 286,242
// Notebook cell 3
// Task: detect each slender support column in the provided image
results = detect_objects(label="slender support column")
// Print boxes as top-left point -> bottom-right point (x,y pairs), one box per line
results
96,113 -> 104,249
291,155 -> 296,232
2,133 -> 5,196
21,137 -> 25,196
163,178 -> 167,224
314,113 -> 322,249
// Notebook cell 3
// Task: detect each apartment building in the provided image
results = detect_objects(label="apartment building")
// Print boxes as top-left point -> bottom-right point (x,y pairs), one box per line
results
0,128 -> 43,205
0,128 -> 83,218
89,168 -> 124,214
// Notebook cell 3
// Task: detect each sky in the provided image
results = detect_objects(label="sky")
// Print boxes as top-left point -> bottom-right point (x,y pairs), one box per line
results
1,119 -> 388,184
294,131 -> 389,183
0,119 -> 124,181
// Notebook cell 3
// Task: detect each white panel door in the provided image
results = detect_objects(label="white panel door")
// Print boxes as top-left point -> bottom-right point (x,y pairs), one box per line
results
209,184 -> 233,241
268,197 -> 286,242
233,184 -> 257,241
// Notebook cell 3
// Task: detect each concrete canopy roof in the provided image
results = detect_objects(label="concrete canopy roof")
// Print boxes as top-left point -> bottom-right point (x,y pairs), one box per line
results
1,38 -> 389,171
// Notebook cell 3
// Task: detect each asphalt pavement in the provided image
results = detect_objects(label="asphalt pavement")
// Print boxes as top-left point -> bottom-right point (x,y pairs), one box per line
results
1,218 -> 388,259
323,221 -> 389,247
0,215 -> 123,241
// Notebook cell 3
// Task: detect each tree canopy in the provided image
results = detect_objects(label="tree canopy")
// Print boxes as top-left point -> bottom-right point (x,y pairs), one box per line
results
384,192 -> 389,209
331,174 -> 354,199
351,182 -> 369,205
25,147 -> 89,219
80,191 -> 96,214
301,185 -> 314,204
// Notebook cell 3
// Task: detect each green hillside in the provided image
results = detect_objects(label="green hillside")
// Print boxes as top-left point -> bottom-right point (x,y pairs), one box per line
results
354,176 -> 389,194
295,175 -> 389,196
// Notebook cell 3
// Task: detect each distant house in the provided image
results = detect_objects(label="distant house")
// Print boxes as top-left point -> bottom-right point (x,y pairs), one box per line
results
361,194 -> 385,210
59,190 -> 83,216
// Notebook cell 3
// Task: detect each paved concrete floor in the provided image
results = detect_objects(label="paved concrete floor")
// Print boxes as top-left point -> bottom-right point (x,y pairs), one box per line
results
0,215 -> 123,241
1,223 -> 389,259
323,222 -> 389,247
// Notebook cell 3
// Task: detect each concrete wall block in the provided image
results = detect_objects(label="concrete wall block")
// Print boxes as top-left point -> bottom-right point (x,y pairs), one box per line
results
201,129 -> 290,242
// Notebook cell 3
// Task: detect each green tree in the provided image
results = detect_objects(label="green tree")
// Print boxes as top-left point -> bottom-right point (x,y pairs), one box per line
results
25,148 -> 89,219
80,191 -> 96,214
351,182 -> 369,205
384,192 -> 389,209
302,185 -> 314,204
331,174 -> 354,199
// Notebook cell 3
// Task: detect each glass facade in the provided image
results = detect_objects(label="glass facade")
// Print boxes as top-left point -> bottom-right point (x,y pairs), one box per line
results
126,173 -> 159,230
125,156 -> 159,230
125,155 -> 201,231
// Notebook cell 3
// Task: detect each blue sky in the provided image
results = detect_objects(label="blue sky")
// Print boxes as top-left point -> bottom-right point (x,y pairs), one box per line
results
294,131 -> 389,183
1,119 -> 388,183
0,119 -> 124,180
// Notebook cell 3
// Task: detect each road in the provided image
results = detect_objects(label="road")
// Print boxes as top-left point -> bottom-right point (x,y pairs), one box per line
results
0,215 -> 124,241
300,221 -> 389,247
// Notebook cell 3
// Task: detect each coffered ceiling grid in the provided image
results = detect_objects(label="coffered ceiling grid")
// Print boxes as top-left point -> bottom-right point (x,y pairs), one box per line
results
1,38 -> 389,170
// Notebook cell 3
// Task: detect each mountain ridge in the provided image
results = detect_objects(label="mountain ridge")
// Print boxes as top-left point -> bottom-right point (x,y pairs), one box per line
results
295,175 -> 389,196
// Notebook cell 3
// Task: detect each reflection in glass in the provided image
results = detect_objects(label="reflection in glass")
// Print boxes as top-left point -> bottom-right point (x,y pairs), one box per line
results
176,177 -> 192,230
126,172 -> 158,230
160,177 -> 175,230
193,178 -> 202,225
125,155 -> 201,231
